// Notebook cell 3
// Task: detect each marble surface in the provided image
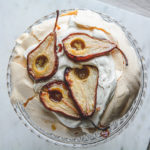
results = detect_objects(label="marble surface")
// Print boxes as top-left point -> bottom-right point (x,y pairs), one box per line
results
98,0 -> 150,17
0,0 -> 150,150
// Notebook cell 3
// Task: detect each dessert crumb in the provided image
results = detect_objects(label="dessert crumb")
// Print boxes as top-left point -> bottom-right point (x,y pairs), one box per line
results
60,10 -> 78,17
96,107 -> 100,112
74,132 -> 79,135
56,24 -> 61,30
58,43 -> 62,52
23,94 -> 36,107
51,124 -> 56,131
100,129 -> 110,138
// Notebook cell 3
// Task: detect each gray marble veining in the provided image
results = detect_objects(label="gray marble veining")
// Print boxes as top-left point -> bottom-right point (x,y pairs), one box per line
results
98,0 -> 150,17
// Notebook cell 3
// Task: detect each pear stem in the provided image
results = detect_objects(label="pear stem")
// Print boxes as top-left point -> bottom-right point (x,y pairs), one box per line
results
88,119 -> 109,131
117,48 -> 128,66
53,10 -> 59,32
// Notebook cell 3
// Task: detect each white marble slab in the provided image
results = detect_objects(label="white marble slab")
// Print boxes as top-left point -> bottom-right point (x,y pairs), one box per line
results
98,0 -> 150,17
0,0 -> 150,150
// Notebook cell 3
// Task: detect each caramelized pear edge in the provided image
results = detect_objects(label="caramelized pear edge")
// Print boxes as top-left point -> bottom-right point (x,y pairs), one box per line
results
64,65 -> 99,118
62,32 -> 116,62
27,10 -> 59,82
40,80 -> 81,119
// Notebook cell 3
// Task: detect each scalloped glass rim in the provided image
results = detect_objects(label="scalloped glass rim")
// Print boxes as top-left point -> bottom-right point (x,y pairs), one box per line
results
7,9 -> 147,147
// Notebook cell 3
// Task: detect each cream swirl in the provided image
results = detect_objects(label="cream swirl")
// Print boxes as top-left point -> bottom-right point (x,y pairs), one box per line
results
28,10 -> 117,128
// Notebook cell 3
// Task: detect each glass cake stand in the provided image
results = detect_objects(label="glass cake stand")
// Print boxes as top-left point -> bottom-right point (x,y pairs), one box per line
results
7,9 -> 147,147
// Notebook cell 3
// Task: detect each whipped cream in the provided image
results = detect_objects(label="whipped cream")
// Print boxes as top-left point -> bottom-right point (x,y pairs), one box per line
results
27,11 -> 116,128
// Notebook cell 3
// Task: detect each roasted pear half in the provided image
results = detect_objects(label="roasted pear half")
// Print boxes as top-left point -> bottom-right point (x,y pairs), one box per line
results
40,81 -> 80,119
27,10 -> 59,82
65,65 -> 99,117
62,33 -> 116,61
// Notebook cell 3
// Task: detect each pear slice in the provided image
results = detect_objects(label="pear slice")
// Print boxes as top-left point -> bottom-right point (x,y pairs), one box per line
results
27,10 -> 59,82
111,48 -> 128,79
40,81 -> 80,119
62,33 -> 116,61
64,65 -> 99,117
